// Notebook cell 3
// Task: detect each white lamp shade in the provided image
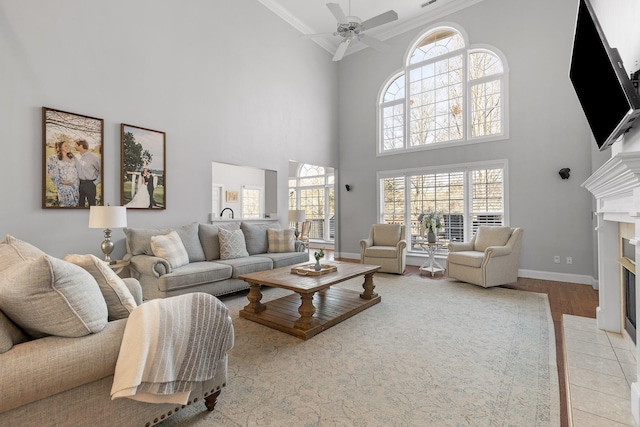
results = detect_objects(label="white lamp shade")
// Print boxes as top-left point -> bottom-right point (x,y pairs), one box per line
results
288,209 -> 306,222
89,206 -> 128,229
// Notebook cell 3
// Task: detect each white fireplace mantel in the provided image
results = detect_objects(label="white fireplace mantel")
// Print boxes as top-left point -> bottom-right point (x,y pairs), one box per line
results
582,150 -> 640,425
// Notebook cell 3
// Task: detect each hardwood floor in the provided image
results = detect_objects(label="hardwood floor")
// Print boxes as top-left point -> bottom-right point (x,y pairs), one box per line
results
332,252 -> 600,427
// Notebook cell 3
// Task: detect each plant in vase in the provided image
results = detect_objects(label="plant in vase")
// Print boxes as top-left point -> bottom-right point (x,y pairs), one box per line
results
418,209 -> 443,243
314,248 -> 325,271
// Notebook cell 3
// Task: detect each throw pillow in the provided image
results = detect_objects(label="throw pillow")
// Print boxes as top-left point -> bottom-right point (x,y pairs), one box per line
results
474,226 -> 512,252
0,310 -> 29,354
0,235 -> 46,272
199,222 -> 240,260
267,228 -> 295,253
64,254 -> 137,320
0,255 -> 108,338
219,228 -> 249,260
124,223 -> 205,262
240,222 -> 270,255
150,231 -> 190,269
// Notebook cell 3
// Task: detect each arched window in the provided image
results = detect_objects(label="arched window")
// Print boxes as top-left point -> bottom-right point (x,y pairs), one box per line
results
378,25 -> 508,154
289,163 -> 335,242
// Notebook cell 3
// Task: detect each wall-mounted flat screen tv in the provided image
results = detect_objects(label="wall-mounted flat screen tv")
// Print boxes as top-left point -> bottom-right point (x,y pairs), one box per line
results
569,0 -> 640,150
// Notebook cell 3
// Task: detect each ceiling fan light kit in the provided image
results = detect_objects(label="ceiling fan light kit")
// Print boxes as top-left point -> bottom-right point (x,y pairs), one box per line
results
309,2 -> 398,61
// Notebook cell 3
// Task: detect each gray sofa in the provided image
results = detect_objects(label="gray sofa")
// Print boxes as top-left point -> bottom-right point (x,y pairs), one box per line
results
124,221 -> 309,300
0,236 -> 233,427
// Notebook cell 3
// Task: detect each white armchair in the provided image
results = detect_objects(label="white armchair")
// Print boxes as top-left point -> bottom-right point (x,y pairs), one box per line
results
446,226 -> 523,288
360,224 -> 407,274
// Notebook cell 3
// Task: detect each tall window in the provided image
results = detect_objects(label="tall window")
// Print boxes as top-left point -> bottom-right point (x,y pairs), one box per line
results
242,185 -> 262,219
379,26 -> 508,154
379,161 -> 507,252
289,163 -> 335,241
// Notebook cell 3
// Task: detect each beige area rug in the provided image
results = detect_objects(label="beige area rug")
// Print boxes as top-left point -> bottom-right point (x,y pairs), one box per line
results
161,274 -> 560,427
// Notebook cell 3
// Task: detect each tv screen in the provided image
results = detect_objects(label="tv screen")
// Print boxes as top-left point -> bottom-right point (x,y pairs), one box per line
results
569,0 -> 640,150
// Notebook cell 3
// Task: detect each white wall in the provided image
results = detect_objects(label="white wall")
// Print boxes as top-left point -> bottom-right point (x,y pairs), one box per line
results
336,0 -> 597,281
0,0 -> 338,259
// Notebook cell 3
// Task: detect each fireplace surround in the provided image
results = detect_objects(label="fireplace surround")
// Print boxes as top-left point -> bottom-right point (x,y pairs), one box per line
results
583,151 -> 640,424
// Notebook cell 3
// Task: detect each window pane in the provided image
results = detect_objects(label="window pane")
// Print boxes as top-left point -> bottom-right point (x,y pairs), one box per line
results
300,188 -> 324,239
383,103 -> 404,150
242,188 -> 261,219
471,80 -> 502,138
469,51 -> 503,80
409,55 -> 464,146
382,177 -> 405,223
410,28 -> 465,64
383,75 -> 405,102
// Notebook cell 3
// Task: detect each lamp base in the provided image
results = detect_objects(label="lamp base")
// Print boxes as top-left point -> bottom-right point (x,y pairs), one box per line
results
101,228 -> 115,264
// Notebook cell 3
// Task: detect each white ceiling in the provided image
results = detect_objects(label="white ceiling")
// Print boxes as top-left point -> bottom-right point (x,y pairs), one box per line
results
258,0 -> 484,58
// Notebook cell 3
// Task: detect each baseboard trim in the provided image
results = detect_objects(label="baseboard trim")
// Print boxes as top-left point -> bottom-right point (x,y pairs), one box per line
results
336,252 -> 598,287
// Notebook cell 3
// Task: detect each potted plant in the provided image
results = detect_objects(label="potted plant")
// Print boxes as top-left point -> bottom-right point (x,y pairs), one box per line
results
418,209 -> 443,243
314,248 -> 325,271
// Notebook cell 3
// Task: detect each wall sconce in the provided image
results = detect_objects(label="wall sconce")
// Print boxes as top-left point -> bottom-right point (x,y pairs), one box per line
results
558,168 -> 571,179
345,184 -> 351,191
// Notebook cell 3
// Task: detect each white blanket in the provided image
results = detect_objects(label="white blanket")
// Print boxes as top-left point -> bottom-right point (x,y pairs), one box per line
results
110,292 -> 233,404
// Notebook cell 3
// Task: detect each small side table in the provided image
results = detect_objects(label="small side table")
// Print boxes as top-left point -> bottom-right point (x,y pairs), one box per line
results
108,260 -> 130,278
416,240 -> 445,277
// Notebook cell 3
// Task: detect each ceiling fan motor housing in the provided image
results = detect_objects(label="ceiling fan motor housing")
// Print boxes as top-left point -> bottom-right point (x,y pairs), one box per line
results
337,17 -> 362,38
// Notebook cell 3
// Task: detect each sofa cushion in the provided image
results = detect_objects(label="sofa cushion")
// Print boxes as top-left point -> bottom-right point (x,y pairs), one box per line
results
474,226 -> 512,252
215,256 -> 273,278
124,222 -> 205,262
151,231 -> 190,269
260,251 -> 310,268
0,235 -> 46,272
219,229 -> 249,260
241,222 -> 270,255
64,254 -> 137,321
0,309 -> 29,354
157,261 -> 233,292
365,246 -> 400,259
0,255 -> 108,338
199,222 -> 240,261
267,228 -> 295,253
447,250 -> 485,268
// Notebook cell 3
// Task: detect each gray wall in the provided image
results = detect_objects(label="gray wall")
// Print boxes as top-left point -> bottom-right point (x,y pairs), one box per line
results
336,0 -> 598,282
0,0 -> 338,259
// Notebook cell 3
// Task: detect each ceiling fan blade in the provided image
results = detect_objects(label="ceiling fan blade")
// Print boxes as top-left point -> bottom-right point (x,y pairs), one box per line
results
332,38 -> 352,61
359,34 -> 389,52
301,31 -> 337,39
327,3 -> 347,23
361,10 -> 398,30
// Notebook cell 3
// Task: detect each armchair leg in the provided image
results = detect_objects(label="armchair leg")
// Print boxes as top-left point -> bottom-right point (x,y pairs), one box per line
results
204,389 -> 221,411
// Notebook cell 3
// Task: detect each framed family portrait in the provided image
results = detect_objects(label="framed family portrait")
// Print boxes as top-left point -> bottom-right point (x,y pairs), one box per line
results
42,107 -> 104,209
120,124 -> 166,209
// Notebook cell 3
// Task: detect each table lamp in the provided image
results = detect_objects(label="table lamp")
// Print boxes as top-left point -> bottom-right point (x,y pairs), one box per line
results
288,209 -> 306,238
89,205 -> 127,264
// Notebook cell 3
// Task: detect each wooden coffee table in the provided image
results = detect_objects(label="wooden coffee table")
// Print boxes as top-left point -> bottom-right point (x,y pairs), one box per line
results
238,261 -> 381,340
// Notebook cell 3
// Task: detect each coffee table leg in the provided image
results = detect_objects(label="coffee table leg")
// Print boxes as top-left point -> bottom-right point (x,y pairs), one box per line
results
243,283 -> 266,313
294,292 -> 320,330
360,272 -> 378,300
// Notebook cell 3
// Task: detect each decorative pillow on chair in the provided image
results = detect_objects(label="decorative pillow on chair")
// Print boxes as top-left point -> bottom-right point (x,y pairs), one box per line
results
267,228 -> 295,253
0,255 -> 108,338
474,226 -> 512,252
0,235 -> 46,272
64,254 -> 137,320
219,228 -> 249,260
150,231 -> 190,269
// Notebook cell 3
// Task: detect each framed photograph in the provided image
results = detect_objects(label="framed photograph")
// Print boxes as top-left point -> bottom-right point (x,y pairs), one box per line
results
120,124 -> 166,209
42,107 -> 104,209
226,190 -> 238,203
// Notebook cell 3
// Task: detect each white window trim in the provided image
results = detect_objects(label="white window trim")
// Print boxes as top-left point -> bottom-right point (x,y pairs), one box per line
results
376,159 -> 510,244
376,23 -> 510,157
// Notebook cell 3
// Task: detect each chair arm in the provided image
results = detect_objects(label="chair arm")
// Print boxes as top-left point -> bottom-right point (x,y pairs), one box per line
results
128,254 -> 171,278
448,241 -> 474,252
121,277 -> 143,305
360,238 -> 373,250
484,245 -> 513,258
396,240 -> 407,250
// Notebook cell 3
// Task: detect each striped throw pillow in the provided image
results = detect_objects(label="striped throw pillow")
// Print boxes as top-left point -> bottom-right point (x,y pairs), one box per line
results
267,228 -> 295,253
150,231 -> 189,269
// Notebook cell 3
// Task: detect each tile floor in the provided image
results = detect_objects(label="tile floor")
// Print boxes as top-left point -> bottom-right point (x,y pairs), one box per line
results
563,314 -> 638,426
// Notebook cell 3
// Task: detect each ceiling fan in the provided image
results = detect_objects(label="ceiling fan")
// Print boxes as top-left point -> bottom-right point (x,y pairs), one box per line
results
307,2 -> 398,61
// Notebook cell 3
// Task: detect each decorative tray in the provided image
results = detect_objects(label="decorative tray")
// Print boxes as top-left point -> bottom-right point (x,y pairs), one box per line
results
291,263 -> 337,276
